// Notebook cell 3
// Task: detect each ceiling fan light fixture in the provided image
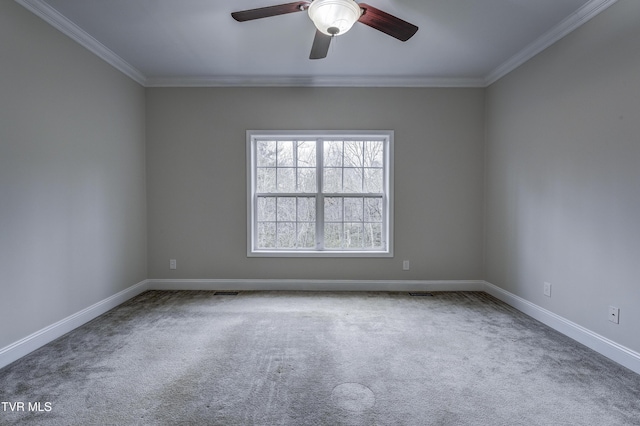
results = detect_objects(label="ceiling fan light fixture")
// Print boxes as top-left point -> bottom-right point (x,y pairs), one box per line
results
308,0 -> 362,36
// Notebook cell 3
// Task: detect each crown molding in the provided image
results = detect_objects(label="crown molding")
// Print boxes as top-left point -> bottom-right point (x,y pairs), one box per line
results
17,0 -> 618,88
484,0 -> 619,86
15,0 -> 147,86
145,75 -> 486,88
12,0 -> 482,88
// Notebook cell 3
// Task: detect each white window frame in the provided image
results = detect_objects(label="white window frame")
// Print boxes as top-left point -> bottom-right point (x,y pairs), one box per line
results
247,130 -> 394,258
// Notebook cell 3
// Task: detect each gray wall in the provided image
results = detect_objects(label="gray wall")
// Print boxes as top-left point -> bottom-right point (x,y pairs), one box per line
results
7,0 -> 637,362
485,0 -> 640,353
0,1 -> 147,348
146,87 -> 485,280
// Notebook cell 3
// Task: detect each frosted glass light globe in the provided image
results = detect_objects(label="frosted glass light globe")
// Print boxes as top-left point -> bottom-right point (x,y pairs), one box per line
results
308,0 -> 362,36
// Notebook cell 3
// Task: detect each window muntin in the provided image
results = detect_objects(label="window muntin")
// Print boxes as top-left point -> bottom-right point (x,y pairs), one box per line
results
248,131 -> 393,257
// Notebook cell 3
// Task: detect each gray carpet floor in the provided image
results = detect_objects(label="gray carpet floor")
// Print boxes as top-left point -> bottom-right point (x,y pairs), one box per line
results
1,291 -> 639,425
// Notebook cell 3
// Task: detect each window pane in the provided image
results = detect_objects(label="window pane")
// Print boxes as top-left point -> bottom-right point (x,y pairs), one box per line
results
344,141 -> 363,167
297,197 -> 316,222
364,223 -> 382,248
324,197 -> 342,222
277,141 -> 294,166
297,168 -> 316,193
364,141 -> 383,167
277,168 -> 295,193
277,222 -> 296,248
277,197 -> 296,222
257,168 -> 276,193
364,197 -> 382,222
324,223 -> 342,248
297,223 -> 316,248
257,197 -> 276,221
323,168 -> 342,193
324,141 -> 343,167
251,133 -> 390,255
344,223 -> 363,248
344,197 -> 363,222
343,168 -> 363,193
257,222 -> 276,248
257,141 -> 277,167
364,168 -> 383,193
297,141 -> 316,167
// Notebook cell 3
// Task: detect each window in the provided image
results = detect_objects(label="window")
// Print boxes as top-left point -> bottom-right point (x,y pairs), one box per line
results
247,131 -> 393,257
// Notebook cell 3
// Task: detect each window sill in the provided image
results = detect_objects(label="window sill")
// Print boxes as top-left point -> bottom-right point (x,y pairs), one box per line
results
247,250 -> 393,258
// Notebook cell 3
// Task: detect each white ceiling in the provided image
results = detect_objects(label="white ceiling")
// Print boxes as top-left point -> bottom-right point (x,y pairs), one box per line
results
17,0 -> 617,87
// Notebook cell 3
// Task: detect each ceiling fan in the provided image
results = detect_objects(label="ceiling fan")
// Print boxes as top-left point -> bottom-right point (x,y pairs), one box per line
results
231,0 -> 418,59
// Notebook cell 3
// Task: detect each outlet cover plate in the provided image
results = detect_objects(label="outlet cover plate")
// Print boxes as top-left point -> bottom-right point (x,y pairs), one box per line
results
543,282 -> 551,297
609,306 -> 620,324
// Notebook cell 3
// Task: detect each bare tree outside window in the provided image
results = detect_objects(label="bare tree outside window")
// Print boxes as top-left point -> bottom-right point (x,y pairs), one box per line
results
249,132 -> 392,257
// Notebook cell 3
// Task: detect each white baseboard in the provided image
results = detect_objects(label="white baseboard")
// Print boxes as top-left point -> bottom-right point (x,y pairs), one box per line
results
483,281 -> 640,376
3,278 -> 638,377
147,278 -> 486,292
0,280 -> 149,370
0,279 -> 482,370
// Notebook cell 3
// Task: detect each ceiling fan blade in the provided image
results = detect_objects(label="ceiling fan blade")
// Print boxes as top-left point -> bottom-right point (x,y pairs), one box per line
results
357,3 -> 418,42
309,30 -> 332,59
232,1 -> 310,22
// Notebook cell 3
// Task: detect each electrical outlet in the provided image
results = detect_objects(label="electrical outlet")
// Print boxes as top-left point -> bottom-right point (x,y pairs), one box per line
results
169,259 -> 177,270
608,306 -> 620,324
402,260 -> 410,271
543,282 -> 551,297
